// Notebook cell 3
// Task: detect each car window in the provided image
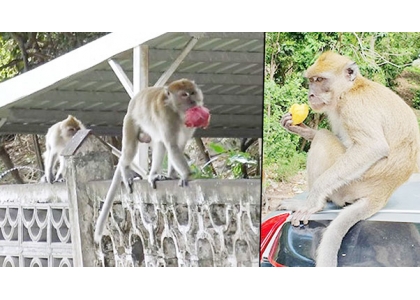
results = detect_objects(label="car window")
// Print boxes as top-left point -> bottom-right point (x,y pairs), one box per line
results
272,220 -> 420,267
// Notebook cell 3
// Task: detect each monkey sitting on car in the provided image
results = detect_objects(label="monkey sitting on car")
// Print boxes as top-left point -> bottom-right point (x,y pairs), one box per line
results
94,78 -> 210,243
41,115 -> 85,184
280,51 -> 420,267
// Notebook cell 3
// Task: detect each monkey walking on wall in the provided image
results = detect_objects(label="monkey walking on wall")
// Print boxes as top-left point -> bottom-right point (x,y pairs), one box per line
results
280,51 -> 420,267
42,115 -> 86,184
94,79 -> 210,243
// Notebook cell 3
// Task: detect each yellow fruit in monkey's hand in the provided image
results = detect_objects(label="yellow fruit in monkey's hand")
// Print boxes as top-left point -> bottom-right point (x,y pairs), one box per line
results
289,103 -> 309,125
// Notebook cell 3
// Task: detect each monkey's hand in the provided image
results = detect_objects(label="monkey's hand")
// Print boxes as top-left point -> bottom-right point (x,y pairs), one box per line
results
280,113 -> 316,141
278,197 -> 324,226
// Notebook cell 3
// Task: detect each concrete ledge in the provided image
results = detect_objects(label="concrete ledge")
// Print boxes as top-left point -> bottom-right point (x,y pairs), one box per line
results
91,179 -> 261,267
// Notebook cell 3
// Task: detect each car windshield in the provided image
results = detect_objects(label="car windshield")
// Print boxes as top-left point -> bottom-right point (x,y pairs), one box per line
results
271,220 -> 420,267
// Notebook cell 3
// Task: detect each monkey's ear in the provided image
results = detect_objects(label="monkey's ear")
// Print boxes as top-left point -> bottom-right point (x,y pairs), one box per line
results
164,86 -> 170,97
345,62 -> 359,82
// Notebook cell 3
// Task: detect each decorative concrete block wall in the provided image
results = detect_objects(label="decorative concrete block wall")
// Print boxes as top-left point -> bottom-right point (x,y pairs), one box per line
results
91,179 -> 261,267
0,184 -> 72,267
0,132 -> 261,267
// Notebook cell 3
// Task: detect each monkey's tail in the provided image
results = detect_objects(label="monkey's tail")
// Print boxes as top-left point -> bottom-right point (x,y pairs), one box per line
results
94,167 -> 122,244
315,197 -> 384,267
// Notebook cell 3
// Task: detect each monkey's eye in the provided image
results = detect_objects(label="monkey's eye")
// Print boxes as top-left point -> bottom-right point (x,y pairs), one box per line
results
181,92 -> 189,97
309,77 -> 324,83
191,91 -> 195,95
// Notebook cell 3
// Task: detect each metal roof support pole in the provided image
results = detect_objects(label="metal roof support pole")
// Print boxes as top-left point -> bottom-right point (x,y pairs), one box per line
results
133,45 -> 150,172
154,36 -> 199,87
108,59 -> 134,98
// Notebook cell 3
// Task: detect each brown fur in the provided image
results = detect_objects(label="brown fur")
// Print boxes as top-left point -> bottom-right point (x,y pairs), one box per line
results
280,52 -> 420,267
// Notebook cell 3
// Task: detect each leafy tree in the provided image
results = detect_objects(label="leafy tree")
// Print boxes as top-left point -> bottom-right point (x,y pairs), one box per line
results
0,32 -> 107,79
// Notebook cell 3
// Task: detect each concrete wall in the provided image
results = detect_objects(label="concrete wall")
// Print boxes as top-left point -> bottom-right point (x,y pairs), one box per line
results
0,183 -> 72,267
91,179 -> 261,267
0,133 -> 261,267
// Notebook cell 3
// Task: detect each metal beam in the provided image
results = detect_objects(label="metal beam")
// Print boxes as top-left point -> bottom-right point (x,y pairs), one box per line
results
154,37 -> 199,87
0,118 -> 7,129
108,59 -> 134,98
133,45 -> 149,94
133,44 -> 150,172
95,136 -> 148,179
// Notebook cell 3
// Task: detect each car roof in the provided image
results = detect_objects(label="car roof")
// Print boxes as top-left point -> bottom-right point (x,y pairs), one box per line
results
265,173 -> 420,223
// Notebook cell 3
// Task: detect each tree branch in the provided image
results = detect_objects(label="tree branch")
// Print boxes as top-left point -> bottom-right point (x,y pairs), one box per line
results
10,32 -> 30,72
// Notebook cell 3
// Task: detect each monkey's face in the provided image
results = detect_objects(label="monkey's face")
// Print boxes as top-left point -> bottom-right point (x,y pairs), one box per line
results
176,89 -> 203,111
59,115 -> 85,140
64,125 -> 80,139
305,52 -> 359,113
167,79 -> 204,113
306,75 -> 334,112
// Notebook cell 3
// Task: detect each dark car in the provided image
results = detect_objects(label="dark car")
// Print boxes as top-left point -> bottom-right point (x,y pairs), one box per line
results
260,174 -> 420,267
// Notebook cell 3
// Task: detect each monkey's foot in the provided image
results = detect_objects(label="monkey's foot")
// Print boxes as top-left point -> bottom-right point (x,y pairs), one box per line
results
120,176 -> 133,194
289,207 -> 321,226
178,178 -> 189,187
126,178 -> 134,194
120,166 -> 135,194
149,174 -> 172,189
278,199 -> 323,226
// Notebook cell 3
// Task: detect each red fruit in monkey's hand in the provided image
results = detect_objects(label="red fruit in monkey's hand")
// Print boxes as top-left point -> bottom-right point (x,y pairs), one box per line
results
185,106 -> 211,128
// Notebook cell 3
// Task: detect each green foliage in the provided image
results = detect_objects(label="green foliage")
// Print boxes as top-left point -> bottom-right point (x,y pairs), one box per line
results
263,79 -> 307,180
0,32 -> 107,82
413,90 -> 420,110
190,163 -> 216,179
209,141 -> 257,178
0,37 -> 19,79
192,141 -> 258,179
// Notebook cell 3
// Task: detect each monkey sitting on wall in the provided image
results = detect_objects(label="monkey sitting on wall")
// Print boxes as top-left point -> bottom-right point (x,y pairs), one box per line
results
280,51 -> 420,267
42,115 -> 85,184
94,78 -> 209,243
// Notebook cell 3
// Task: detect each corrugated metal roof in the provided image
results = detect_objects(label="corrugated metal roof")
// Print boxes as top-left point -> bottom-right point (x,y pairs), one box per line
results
0,32 -> 264,138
